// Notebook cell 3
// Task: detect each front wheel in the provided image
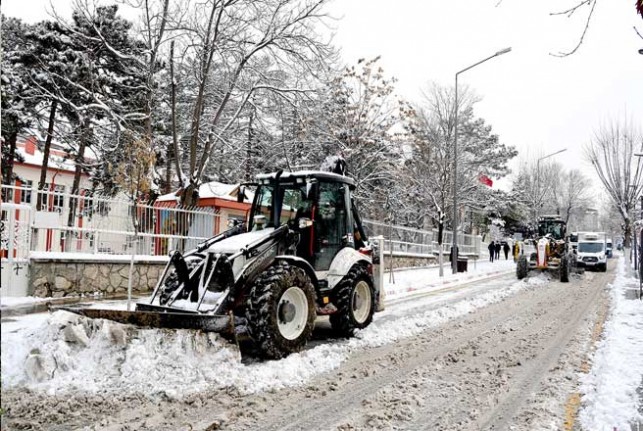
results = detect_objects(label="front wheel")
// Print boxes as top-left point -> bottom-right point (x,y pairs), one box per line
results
246,261 -> 316,359
330,265 -> 375,338
517,255 -> 529,280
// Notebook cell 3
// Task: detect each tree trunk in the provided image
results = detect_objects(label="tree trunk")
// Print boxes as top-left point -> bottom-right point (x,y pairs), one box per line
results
169,41 -> 183,188
623,219 -> 632,248
127,200 -> 139,311
3,131 -> 18,186
65,121 -> 89,250
165,146 -> 172,193
438,219 -> 444,277
176,181 -> 198,252
37,101 -> 58,211
245,107 -> 254,181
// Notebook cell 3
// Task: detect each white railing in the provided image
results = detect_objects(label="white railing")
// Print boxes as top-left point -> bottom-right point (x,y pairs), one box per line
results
2,185 -> 219,256
1,185 -> 481,261
362,219 -> 482,258
1,202 -> 32,296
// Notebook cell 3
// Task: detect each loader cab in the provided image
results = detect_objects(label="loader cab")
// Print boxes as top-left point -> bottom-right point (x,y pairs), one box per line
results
250,171 -> 363,271
537,216 -> 566,241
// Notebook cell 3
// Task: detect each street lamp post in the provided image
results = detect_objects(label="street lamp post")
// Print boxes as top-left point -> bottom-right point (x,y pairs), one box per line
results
535,149 -> 567,224
452,47 -> 511,274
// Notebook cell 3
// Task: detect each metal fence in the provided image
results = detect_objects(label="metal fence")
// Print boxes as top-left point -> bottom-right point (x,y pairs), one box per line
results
1,185 -> 218,256
362,219 -> 481,258
1,185 -> 481,259
1,202 -> 32,295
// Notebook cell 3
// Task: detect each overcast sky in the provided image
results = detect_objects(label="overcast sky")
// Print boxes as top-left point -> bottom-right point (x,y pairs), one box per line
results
3,0 -> 642,195
329,0 -> 643,193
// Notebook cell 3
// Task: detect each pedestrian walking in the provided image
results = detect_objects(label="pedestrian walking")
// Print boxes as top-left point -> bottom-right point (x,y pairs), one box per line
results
488,241 -> 495,262
503,242 -> 510,260
512,242 -> 518,262
495,242 -> 501,260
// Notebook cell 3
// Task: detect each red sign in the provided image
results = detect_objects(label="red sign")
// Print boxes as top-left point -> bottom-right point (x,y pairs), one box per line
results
479,174 -> 493,187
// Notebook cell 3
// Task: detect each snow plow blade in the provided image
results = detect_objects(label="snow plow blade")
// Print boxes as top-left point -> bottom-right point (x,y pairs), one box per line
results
59,306 -> 235,336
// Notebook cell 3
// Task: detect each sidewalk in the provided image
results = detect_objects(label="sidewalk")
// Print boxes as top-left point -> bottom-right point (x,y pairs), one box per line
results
577,254 -> 643,430
383,258 -> 516,302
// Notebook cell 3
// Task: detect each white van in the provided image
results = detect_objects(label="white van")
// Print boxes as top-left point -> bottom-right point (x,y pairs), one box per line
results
576,232 -> 607,272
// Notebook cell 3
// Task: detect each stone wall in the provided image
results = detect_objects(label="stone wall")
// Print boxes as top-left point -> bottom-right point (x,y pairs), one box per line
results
27,253 -> 457,298
30,257 -> 168,298
388,255 -> 438,269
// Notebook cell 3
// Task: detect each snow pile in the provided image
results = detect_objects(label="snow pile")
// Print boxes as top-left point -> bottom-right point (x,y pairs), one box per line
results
525,272 -> 552,286
2,276 -> 532,398
578,257 -> 643,430
1,311 -> 240,395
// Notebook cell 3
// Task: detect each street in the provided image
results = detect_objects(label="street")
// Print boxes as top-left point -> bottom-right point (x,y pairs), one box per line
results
1,261 -> 618,430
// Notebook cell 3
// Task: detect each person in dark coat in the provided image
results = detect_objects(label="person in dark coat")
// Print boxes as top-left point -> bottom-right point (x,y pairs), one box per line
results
488,241 -> 495,262
503,242 -> 510,260
495,242 -> 501,260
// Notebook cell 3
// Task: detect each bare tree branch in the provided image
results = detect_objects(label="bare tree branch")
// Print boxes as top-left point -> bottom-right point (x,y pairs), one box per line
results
550,0 -> 598,57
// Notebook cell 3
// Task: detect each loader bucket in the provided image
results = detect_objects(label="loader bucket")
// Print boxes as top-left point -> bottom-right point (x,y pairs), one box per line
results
59,306 -> 237,337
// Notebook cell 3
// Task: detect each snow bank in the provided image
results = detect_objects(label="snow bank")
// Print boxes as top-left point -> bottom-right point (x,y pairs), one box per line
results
1,275 -> 537,398
578,257 -> 643,430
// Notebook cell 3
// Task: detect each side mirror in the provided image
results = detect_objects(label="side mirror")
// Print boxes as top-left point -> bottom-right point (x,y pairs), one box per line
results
237,186 -> 245,203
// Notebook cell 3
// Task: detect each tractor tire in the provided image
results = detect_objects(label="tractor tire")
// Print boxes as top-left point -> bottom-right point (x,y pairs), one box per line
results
245,261 -> 316,359
560,255 -> 570,283
159,258 -> 201,305
329,265 -> 376,338
517,255 -> 529,280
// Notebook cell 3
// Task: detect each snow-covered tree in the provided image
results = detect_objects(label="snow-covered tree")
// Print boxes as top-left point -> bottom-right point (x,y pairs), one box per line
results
18,19 -> 78,209
401,83 -> 517,239
38,4 -> 149,234
1,16 -> 35,188
586,117 -> 643,247
165,0 -> 333,208
552,169 -> 592,228
306,57 -> 406,218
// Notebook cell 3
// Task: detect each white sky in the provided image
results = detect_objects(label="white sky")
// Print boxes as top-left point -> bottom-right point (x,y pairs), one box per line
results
329,0 -> 643,192
2,0 -> 642,194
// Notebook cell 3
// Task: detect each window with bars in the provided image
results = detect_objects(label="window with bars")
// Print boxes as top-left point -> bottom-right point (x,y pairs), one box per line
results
40,183 -> 66,212
20,180 -> 33,203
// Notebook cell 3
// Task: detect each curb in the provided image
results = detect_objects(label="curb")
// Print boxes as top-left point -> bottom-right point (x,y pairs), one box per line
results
0,294 -> 146,318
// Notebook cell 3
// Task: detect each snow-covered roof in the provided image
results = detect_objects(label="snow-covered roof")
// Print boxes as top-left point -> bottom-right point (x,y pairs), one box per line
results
157,180 -> 252,203
14,136 -> 96,173
255,170 -> 356,187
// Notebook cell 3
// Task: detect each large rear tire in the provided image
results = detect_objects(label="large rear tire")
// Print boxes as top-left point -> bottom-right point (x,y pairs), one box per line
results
517,255 -> 529,280
246,261 -> 316,359
560,255 -> 570,283
330,265 -> 375,338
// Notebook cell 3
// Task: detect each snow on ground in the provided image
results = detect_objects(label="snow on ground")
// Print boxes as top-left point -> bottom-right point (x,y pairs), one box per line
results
384,258 -> 515,301
1,259 -> 521,398
578,256 -> 643,430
